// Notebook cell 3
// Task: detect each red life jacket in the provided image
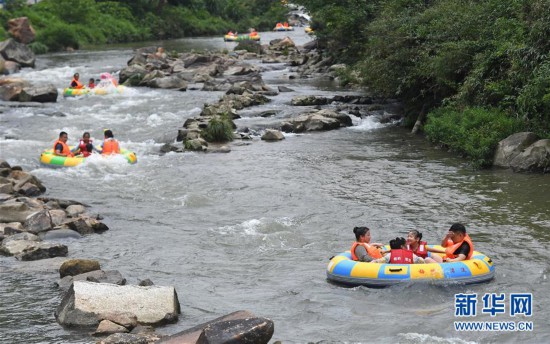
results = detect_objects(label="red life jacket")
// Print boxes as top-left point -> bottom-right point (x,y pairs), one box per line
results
407,240 -> 428,258
389,249 -> 414,264
444,234 -> 474,260
351,242 -> 383,260
102,138 -> 120,155
78,139 -> 93,157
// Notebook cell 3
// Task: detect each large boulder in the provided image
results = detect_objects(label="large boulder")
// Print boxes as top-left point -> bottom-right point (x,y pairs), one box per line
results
119,64 -> 147,86
147,74 -> 187,90
291,95 -> 330,106
261,129 -> 285,141
160,311 -> 273,344
281,110 -> 352,133
509,139 -> 550,173
0,201 -> 35,223
0,38 -> 36,68
8,17 -> 36,44
0,77 -> 29,100
493,132 -> 540,168
197,317 -> 274,344
19,84 -> 58,103
55,281 -> 181,327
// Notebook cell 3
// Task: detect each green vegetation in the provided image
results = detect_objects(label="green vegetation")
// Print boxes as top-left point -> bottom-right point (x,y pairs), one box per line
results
297,0 -> 550,167
201,115 -> 235,143
0,0 -> 287,52
424,107 -> 523,168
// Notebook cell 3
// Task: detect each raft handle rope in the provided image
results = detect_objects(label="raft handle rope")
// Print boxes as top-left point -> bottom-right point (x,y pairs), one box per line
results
389,268 -> 403,272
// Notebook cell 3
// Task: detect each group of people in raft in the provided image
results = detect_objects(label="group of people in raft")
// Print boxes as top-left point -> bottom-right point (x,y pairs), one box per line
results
226,28 -> 259,38
351,223 -> 474,264
53,130 -> 120,158
69,72 -> 119,90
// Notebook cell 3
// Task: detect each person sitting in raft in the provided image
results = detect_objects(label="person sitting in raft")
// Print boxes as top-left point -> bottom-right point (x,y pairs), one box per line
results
53,131 -> 74,157
97,72 -> 118,88
431,223 -> 474,263
406,229 -> 443,263
88,78 -> 96,89
227,30 -> 235,36
73,132 -> 100,157
249,28 -> 258,37
100,129 -> 120,155
70,73 -> 84,89
283,21 -> 289,28
351,226 -> 384,262
371,237 -> 425,264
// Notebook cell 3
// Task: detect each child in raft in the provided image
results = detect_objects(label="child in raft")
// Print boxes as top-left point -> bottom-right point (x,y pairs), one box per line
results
371,237 -> 426,264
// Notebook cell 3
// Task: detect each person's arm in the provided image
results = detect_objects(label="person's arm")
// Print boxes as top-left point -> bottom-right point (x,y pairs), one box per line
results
70,81 -> 77,88
54,143 -> 65,156
70,146 -> 80,154
441,232 -> 452,246
444,242 -> 469,262
428,247 -> 446,254
371,254 -> 390,264
92,144 -> 102,153
355,245 -> 373,262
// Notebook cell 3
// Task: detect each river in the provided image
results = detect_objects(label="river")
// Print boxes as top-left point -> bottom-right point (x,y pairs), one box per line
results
0,29 -> 549,344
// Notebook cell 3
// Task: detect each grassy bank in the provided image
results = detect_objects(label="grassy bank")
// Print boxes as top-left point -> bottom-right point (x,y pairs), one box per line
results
298,0 -> 550,167
0,0 -> 287,52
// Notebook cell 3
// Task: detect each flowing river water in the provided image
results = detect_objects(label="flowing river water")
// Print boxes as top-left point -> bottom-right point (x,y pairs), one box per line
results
1,30 -> 549,344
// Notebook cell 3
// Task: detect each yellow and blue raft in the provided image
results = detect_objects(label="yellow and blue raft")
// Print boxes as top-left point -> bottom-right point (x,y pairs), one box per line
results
39,148 -> 137,167
327,245 -> 495,287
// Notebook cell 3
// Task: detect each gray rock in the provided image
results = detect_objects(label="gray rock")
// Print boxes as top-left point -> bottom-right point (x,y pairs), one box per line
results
509,139 -> 550,173
24,210 -> 53,234
18,182 -> 42,196
56,270 -> 126,291
101,312 -> 138,330
16,242 -> 68,261
19,84 -> 58,103
7,17 -> 36,44
493,132 -> 540,168
60,259 -> 101,278
261,129 -> 285,141
0,201 -> 34,223
0,222 -> 23,234
48,209 -> 67,226
291,95 -> 329,106
0,38 -> 35,67
160,310 -> 258,344
197,317 -> 274,344
278,86 -> 294,92
66,218 -> 94,235
66,204 -> 86,217
55,281 -> 180,327
93,320 -> 129,336
0,183 -> 14,194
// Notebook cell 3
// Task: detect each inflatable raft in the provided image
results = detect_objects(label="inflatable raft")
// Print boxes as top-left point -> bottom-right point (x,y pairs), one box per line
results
63,85 -> 125,97
273,25 -> 294,31
225,34 -> 261,42
327,245 -> 495,287
39,148 -> 137,167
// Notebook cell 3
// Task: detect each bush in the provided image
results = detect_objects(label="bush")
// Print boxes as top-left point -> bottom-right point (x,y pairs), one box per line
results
201,115 -> 235,143
36,22 -> 80,51
28,41 -> 49,54
424,106 -> 523,168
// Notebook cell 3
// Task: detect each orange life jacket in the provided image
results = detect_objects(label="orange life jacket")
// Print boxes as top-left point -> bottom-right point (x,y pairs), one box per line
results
53,140 -> 72,156
444,234 -> 474,260
102,139 -> 120,155
406,240 -> 428,258
351,242 -> 383,260
389,249 -> 414,264
71,78 -> 84,89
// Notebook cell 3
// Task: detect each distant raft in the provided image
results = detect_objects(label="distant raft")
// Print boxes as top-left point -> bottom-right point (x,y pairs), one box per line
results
39,148 -> 137,167
225,34 -> 261,42
305,26 -> 314,34
63,85 -> 126,97
326,245 -> 495,287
